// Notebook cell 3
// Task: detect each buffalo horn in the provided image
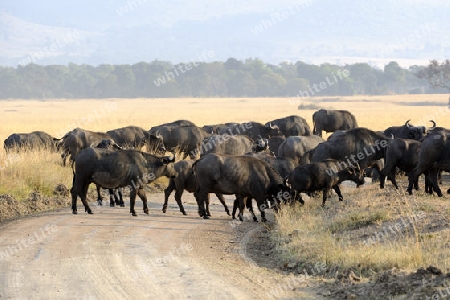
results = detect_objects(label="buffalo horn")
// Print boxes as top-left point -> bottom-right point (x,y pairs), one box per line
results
429,120 -> 436,128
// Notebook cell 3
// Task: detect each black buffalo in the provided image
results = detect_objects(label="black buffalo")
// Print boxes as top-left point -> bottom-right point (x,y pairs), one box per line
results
312,109 -> 358,137
148,125 -> 210,159
383,120 -> 435,140
163,160 -> 230,216
199,134 -> 255,156
264,115 -> 311,136
380,138 -> 421,190
286,159 -> 364,206
286,159 -> 364,207
193,153 -> 290,221
407,129 -> 450,196
311,128 -> 389,170
202,123 -> 239,135
217,121 -> 281,140
71,148 -> 177,216
277,135 -> 325,165
57,128 -> 113,166
93,139 -> 125,207
106,126 -> 152,150
4,131 -> 59,152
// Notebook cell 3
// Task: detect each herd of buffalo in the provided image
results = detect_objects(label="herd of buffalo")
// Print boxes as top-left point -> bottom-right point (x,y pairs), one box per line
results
3,109 -> 448,221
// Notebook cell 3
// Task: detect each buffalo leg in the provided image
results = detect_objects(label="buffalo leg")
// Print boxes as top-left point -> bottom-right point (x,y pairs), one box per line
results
205,194 -> 211,217
237,196 -> 246,221
333,185 -> 344,201
174,188 -> 187,215
113,188 -> 122,206
257,198 -> 267,222
108,189 -> 115,207
71,187 -> 78,214
215,193 -> 230,216
79,184 -> 93,214
117,188 -> 124,207
195,190 -> 209,219
232,198 -> 238,219
321,188 -> 330,207
96,185 -> 103,206
247,198 -> 257,221
407,170 -> 418,195
292,190 -> 304,205
137,188 -> 149,214
429,169 -> 443,196
130,187 -> 137,216
163,179 -> 175,213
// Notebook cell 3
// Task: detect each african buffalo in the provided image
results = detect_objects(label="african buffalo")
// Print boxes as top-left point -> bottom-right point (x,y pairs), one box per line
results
383,120 -> 435,140
380,138 -> 421,190
106,126 -> 151,150
217,121 -> 281,140
71,148 -> 177,216
265,115 -> 311,136
277,135 -> 325,165
193,153 -> 291,221
199,134 -> 255,156
285,159 -> 364,207
93,139 -> 125,207
312,109 -> 358,137
407,129 -> 450,196
163,160 -> 230,216
57,128 -> 112,166
311,128 -> 390,170
148,125 -> 210,159
4,131 -> 59,152
202,123 -> 239,135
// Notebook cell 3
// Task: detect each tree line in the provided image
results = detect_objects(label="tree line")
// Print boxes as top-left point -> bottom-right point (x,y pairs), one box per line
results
0,58 -> 444,99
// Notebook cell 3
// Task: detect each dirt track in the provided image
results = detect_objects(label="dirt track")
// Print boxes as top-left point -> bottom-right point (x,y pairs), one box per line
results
0,193 -> 319,299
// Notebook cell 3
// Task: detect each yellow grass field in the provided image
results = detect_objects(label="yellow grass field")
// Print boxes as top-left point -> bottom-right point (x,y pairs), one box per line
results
1,94 -> 449,142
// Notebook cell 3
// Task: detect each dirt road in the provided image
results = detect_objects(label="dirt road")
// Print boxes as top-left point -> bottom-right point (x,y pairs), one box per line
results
0,193 -> 319,300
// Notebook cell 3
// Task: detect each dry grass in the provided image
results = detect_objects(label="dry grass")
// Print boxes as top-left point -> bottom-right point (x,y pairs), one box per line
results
272,183 -> 450,276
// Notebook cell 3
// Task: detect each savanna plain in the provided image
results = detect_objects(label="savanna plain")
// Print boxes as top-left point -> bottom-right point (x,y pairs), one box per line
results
1,95 -> 450,299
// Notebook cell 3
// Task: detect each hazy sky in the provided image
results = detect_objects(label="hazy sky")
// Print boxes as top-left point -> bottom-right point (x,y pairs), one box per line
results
1,0 -> 449,67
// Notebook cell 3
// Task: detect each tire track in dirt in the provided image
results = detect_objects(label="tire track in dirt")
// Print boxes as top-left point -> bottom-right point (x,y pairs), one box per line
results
0,193 -> 318,299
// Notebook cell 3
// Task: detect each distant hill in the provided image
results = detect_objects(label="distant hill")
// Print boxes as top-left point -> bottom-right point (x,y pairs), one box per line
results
1,0 -> 449,67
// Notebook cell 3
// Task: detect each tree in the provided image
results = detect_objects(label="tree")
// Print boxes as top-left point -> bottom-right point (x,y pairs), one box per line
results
416,59 -> 450,93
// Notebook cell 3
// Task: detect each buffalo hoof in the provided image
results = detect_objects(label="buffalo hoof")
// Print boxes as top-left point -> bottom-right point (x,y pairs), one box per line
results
87,210 -> 93,214
72,211 -> 77,215
120,204 -> 125,207
203,215 -> 210,219
144,209 -> 149,214
253,217 -> 258,222
110,203 -> 115,207
447,188 -> 450,194
182,211 -> 187,215
238,214 -> 244,222
162,206 -> 167,213
132,212 -> 137,217
97,200 -> 103,206
206,212 -> 211,217
338,197 -> 344,201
